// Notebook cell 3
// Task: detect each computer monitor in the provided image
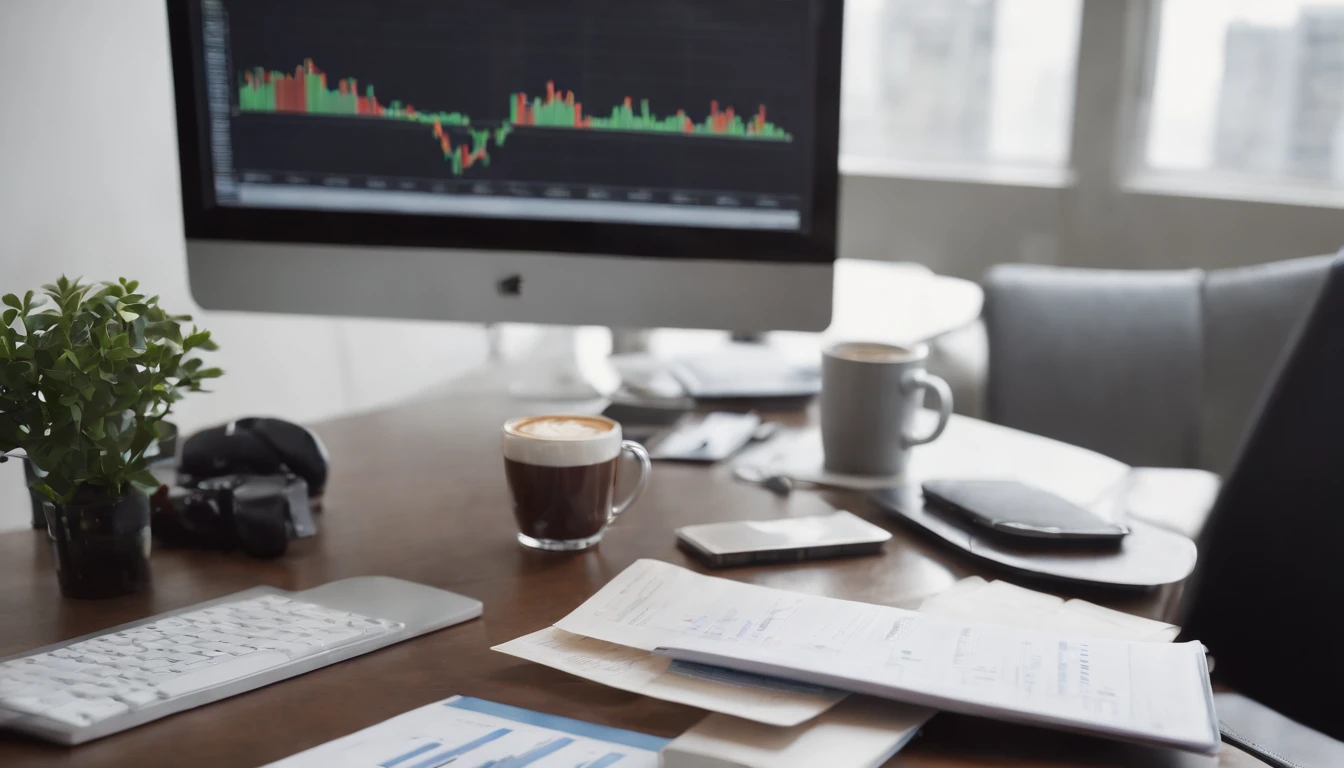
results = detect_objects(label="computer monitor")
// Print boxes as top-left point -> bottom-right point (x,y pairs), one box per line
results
166,0 -> 842,332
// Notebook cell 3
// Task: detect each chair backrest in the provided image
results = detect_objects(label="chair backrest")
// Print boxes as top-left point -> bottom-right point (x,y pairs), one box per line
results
984,255 -> 1335,473
983,264 -> 1203,468
1180,254 -> 1344,740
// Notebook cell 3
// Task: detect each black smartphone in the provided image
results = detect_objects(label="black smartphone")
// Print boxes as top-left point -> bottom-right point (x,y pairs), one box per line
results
922,479 -> 1130,544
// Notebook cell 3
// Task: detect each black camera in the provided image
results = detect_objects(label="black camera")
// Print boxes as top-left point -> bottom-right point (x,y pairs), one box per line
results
149,417 -> 329,558
152,474 -> 317,558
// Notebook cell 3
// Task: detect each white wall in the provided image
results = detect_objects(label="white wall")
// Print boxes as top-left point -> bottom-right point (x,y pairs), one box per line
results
0,1 -> 491,531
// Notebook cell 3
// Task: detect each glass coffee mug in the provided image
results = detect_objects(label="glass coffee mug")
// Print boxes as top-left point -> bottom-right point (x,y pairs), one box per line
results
501,415 -> 651,551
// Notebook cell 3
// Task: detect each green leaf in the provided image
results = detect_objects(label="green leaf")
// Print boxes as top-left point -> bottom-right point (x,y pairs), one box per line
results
1,294 -> 19,310
129,314 -> 148,350
104,346 -> 139,361
23,312 -> 59,333
127,468 -> 160,491
183,329 -> 213,352
1,308 -> 15,327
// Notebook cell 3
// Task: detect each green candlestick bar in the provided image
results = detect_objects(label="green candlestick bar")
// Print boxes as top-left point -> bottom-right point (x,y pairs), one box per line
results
510,80 -> 791,141
239,59 -> 470,128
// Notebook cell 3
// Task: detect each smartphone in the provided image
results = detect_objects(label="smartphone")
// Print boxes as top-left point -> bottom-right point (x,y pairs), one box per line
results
676,510 -> 891,568
922,479 -> 1130,543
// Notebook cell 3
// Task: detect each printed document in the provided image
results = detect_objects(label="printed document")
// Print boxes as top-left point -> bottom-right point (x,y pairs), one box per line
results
554,559 -> 1219,754
493,627 -> 845,726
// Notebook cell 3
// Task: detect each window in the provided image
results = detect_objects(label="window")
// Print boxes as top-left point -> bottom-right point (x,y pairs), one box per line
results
840,0 -> 1083,170
1144,0 -> 1344,186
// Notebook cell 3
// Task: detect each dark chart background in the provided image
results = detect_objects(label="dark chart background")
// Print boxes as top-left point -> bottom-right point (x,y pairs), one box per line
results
213,0 -> 818,220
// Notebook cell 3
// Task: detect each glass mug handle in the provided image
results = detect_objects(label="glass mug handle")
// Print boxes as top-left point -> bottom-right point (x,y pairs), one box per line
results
610,440 -> 652,521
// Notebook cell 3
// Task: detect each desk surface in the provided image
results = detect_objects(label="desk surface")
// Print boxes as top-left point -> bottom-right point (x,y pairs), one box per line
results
0,393 -> 1262,768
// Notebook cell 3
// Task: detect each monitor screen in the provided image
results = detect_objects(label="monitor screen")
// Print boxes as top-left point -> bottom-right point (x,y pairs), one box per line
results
179,0 -> 833,238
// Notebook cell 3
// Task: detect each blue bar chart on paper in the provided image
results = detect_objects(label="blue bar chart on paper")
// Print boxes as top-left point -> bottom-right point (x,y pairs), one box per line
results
263,696 -> 668,768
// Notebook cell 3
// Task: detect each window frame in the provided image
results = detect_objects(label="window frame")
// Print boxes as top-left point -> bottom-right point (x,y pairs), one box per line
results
837,0 -> 1344,279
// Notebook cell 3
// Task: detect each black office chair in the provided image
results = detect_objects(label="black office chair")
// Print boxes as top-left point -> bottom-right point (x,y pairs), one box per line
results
1178,251 -> 1344,764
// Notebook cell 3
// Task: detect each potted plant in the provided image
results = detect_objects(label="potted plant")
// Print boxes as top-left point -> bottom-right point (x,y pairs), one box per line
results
0,277 -> 221,598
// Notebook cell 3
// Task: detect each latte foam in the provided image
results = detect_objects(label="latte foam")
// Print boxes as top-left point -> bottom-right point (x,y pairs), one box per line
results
513,416 -> 612,440
502,415 -> 622,467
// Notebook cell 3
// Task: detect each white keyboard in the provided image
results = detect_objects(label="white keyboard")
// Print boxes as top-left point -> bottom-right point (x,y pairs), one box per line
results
1,594 -> 404,743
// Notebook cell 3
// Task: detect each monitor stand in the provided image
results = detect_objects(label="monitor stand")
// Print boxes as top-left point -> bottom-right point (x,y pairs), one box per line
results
488,325 -> 620,401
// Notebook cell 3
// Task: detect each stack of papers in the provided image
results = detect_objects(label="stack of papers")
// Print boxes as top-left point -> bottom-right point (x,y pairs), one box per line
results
494,559 -> 1219,762
495,627 -> 845,727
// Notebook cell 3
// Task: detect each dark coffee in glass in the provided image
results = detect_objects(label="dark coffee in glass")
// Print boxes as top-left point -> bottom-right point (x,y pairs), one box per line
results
501,415 -> 650,551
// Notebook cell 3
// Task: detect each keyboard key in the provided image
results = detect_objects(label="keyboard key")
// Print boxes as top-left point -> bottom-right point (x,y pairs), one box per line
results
312,629 -> 364,646
198,641 -> 249,655
114,689 -> 162,708
154,651 -> 289,698
252,639 -> 310,654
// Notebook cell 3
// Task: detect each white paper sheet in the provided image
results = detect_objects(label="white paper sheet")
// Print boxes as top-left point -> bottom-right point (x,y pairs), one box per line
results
660,696 -> 929,768
492,628 -> 846,727
918,577 -> 1182,643
263,695 -> 667,768
555,559 -> 1219,754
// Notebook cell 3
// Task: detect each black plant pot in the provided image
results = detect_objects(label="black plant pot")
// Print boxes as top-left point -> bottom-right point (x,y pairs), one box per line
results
26,460 -> 46,529
43,487 -> 152,599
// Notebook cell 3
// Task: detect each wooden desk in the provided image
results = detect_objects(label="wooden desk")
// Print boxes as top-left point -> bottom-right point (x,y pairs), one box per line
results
0,393 -> 1262,768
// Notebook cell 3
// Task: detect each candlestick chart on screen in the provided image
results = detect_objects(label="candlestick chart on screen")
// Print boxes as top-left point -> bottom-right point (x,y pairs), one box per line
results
237,60 -> 794,177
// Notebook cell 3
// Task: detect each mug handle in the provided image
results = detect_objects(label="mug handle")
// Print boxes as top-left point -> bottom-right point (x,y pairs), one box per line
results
901,370 -> 954,447
610,440 -> 652,521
